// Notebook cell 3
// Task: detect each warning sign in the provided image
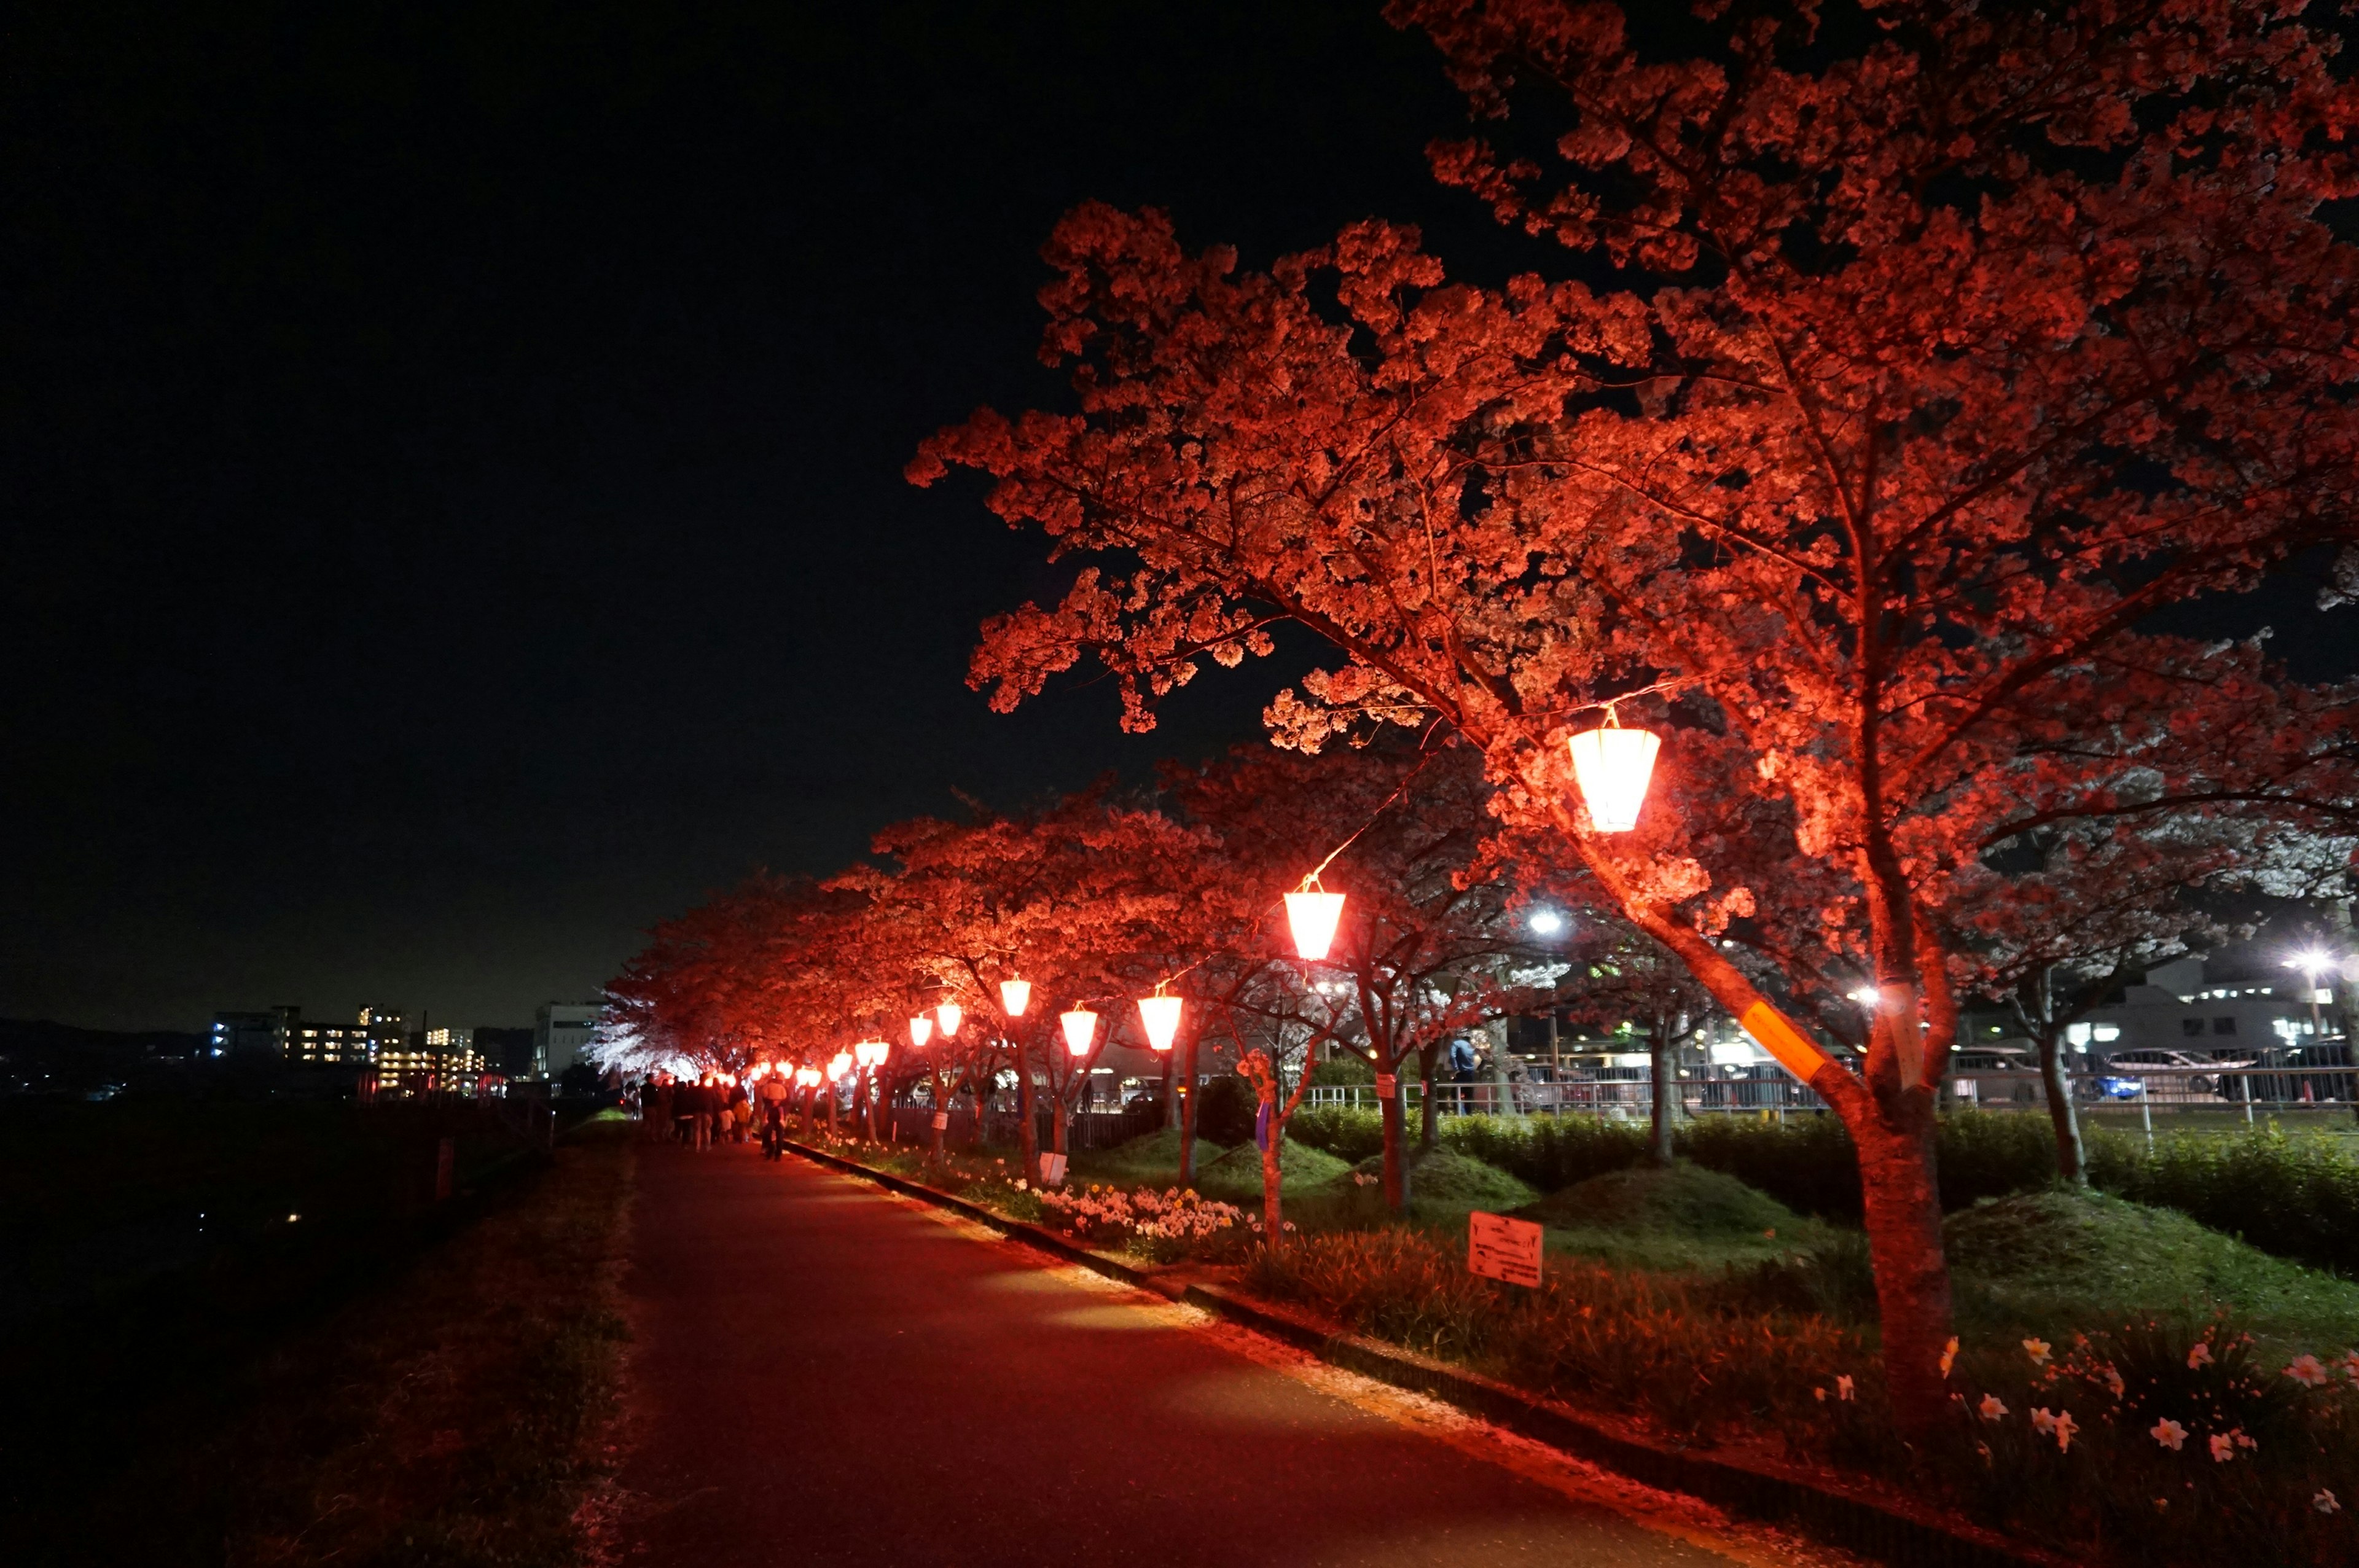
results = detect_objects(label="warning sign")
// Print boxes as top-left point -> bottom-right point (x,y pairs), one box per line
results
1468,1210 -> 1543,1289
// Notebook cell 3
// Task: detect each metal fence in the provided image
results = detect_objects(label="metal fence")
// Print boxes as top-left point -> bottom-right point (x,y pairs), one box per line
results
1304,1062 -> 2359,1124
882,1102 -> 1161,1150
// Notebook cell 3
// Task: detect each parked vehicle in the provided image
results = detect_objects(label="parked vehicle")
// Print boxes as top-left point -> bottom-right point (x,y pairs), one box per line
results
2097,1048 -> 2256,1100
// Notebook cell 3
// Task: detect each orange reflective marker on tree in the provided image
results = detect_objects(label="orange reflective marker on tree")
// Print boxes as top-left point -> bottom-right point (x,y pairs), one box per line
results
998,978 -> 1031,1018
1137,992 -> 1183,1053
1284,876 -> 1346,961
936,1001 -> 964,1039
1565,712 -> 1661,833
1060,1007 -> 1097,1057
909,1015 -> 934,1048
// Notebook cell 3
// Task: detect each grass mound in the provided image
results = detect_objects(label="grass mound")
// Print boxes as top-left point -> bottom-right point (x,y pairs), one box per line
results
1192,1138 -> 1354,1203
1078,1125 -> 1226,1180
1517,1161 -> 1825,1272
1944,1187 -> 2359,1352
1346,1146 -> 1538,1209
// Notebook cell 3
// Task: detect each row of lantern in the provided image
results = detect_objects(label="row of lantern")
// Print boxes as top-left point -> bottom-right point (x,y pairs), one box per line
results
786,716 -> 1659,1077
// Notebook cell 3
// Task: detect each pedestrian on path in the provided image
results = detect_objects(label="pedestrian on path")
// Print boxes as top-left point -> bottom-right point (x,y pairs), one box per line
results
758,1070 -> 789,1158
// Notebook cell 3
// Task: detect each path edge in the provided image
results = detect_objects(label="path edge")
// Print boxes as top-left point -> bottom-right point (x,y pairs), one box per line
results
777,1137 -> 2049,1568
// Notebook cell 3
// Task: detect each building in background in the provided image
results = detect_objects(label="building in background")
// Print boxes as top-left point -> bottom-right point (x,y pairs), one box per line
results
208,1010 -> 280,1057
535,1002 -> 600,1079
423,1026 -> 484,1077
474,1025 -> 537,1078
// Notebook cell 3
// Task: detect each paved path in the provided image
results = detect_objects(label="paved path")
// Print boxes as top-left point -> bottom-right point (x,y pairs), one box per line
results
615,1144 -> 1809,1568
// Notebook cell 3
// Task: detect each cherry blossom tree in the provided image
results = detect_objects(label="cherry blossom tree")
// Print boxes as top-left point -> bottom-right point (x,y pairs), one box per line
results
911,2 -> 2359,1430
1168,739 -> 1566,1210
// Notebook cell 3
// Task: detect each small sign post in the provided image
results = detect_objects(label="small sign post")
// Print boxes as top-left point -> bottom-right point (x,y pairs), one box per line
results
1039,1152 -> 1070,1188
1468,1210 -> 1543,1289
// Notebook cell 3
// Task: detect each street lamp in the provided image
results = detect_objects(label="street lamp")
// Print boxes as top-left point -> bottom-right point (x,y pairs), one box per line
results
999,978 -> 1032,1018
1285,876 -> 1347,961
936,1001 -> 964,1039
1528,909 -> 1564,936
2285,949 -> 2339,1046
1060,1007 -> 1098,1058
909,1014 -> 934,1049
1565,712 -> 1661,833
1137,991 -> 1183,1053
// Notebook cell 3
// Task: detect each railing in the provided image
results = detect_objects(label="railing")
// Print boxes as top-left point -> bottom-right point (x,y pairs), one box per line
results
1304,1061 -> 2359,1124
1304,1074 -> 1823,1118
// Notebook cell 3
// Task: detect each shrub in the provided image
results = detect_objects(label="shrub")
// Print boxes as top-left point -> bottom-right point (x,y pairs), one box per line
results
2091,1125 -> 2359,1278
1442,1114 -> 1649,1191
1679,1114 -> 1864,1220
1194,1074 -> 1258,1149
1286,1105 -> 1385,1163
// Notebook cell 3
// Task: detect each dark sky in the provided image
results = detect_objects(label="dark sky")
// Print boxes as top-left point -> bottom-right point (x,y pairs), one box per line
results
4,1 -> 1517,1032
7,3 -> 2349,1034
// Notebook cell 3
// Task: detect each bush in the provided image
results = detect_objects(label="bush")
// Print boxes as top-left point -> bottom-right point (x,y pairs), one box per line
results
1286,1105 -> 1385,1163
1194,1074 -> 1258,1149
2091,1125 -> 2359,1278
1680,1114 -> 1864,1220
1306,1055 -> 1373,1086
1441,1114 -> 1651,1191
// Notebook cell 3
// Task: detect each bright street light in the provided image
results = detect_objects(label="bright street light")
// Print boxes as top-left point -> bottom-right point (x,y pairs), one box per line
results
1528,910 -> 1564,936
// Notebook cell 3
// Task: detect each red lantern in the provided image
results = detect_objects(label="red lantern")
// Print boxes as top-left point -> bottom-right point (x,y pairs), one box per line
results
1284,878 -> 1347,961
998,978 -> 1031,1018
1565,713 -> 1661,833
1060,1007 -> 1097,1057
909,1015 -> 934,1048
936,1001 -> 964,1039
1136,993 -> 1183,1053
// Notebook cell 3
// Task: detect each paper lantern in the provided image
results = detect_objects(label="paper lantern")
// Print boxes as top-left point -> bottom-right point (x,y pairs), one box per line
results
936,1001 -> 964,1039
1136,993 -> 1183,1053
1060,1007 -> 1098,1057
827,1051 -> 852,1081
1565,720 -> 1661,833
855,1039 -> 888,1069
1284,886 -> 1347,961
998,978 -> 1032,1018
909,1015 -> 934,1048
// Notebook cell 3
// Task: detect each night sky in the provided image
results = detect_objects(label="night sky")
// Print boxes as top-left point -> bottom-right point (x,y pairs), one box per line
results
7,3 -> 2349,1034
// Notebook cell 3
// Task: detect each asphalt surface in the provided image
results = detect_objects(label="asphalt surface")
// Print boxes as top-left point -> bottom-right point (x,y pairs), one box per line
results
614,1143 -> 1774,1568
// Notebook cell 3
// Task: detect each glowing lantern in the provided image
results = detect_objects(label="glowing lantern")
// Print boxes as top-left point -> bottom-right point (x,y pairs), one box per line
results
827,1051 -> 852,1081
909,1015 -> 934,1048
936,1001 -> 964,1039
1136,992 -> 1183,1053
1565,714 -> 1661,833
999,978 -> 1032,1018
1060,1007 -> 1098,1057
795,1066 -> 820,1089
855,1039 -> 888,1069
1284,879 -> 1347,961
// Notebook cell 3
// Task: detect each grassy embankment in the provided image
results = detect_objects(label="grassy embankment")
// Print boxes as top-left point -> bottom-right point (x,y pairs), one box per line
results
2,1105 -> 633,1567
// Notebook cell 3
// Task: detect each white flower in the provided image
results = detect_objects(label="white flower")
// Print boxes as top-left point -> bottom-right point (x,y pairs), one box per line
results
2316,1490 -> 2342,1515
2102,1366 -> 2126,1399
1014,1179 -> 1027,1191
2030,1407 -> 2077,1453
2151,1418 -> 2188,1451
2286,1354 -> 2329,1388
2187,1342 -> 2214,1370
2208,1432 -> 2237,1463
1836,1375 -> 1855,1402
1978,1395 -> 2008,1422
2022,1337 -> 2051,1366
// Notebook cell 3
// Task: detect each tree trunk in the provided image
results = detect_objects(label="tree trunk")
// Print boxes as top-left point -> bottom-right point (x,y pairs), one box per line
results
2037,1028 -> 2087,1187
1418,1041 -> 1442,1152
1159,1045 -> 1176,1129
1380,1069 -> 1410,1211
927,1067 -> 945,1164
1177,1034 -> 1199,1188
1853,1101 -> 1957,1442
1648,1021 -> 1676,1168
1015,1039 -> 1040,1187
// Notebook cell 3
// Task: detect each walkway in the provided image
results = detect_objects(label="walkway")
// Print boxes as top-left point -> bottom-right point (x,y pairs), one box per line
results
614,1143 -> 1816,1567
